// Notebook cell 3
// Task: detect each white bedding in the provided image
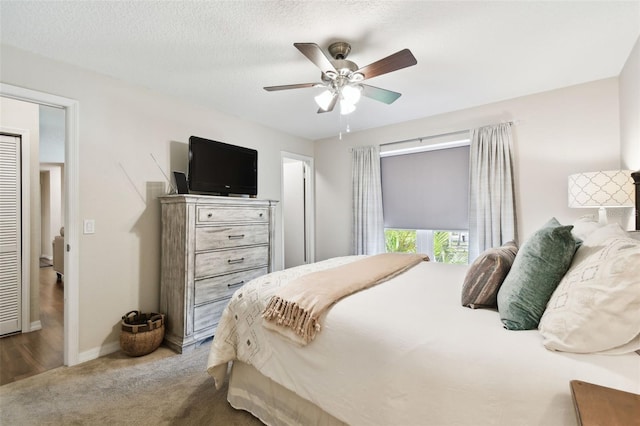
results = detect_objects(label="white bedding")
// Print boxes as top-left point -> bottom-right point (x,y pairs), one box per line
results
208,257 -> 640,425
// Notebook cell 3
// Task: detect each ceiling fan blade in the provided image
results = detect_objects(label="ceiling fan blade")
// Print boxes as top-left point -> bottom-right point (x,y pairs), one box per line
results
356,49 -> 417,80
361,84 -> 402,104
317,93 -> 338,113
294,43 -> 338,76
264,83 -> 318,91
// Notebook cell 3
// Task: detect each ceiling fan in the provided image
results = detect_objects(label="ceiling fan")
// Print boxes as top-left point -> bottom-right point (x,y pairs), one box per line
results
264,42 -> 417,115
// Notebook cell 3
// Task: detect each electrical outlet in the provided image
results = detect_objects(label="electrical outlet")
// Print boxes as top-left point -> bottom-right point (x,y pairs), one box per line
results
83,219 -> 95,234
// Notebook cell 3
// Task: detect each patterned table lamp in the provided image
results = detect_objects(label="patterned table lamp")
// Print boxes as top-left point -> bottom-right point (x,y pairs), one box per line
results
568,170 -> 634,225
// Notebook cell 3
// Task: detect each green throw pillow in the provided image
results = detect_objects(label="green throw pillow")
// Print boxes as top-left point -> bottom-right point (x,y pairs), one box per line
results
497,218 -> 580,330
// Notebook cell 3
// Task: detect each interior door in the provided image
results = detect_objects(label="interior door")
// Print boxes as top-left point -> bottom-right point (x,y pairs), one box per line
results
0,134 -> 22,335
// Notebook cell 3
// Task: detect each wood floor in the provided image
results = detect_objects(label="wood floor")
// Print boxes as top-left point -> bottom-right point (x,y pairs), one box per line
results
0,265 -> 64,386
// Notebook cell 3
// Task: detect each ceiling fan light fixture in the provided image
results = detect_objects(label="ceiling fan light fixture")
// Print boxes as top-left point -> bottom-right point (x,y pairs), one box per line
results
264,42 -> 417,116
315,89 -> 335,111
341,84 -> 362,105
350,72 -> 365,82
340,100 -> 356,115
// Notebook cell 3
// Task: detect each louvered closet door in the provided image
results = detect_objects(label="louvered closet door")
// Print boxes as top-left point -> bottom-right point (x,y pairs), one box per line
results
0,134 -> 22,335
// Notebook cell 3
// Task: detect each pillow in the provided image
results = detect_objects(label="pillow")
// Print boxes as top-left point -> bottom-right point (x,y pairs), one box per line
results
539,224 -> 640,353
461,241 -> 518,309
497,218 -> 580,330
574,220 -> 627,244
570,215 -> 602,241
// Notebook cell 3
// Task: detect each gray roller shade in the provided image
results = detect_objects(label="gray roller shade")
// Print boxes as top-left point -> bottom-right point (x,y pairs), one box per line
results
381,146 -> 470,230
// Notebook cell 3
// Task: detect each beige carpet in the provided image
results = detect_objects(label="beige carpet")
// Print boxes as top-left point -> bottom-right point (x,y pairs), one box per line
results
0,345 -> 263,425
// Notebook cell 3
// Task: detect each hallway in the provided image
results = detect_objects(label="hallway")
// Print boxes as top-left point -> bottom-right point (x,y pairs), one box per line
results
0,265 -> 63,385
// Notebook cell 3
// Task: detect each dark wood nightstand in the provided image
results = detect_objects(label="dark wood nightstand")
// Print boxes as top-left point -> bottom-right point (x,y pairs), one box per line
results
570,380 -> 640,426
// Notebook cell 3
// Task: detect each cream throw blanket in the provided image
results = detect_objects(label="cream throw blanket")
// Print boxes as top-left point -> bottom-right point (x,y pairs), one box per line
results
262,253 -> 429,345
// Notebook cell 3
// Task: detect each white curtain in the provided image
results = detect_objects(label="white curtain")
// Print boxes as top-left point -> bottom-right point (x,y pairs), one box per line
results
352,146 -> 386,255
468,123 -> 518,261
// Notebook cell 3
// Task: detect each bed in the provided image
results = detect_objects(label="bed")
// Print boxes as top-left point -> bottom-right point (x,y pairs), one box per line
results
207,218 -> 640,425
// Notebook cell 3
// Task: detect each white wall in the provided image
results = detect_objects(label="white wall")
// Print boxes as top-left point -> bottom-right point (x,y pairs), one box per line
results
314,78 -> 622,261
283,160 -> 305,268
620,36 -> 639,171
1,45 -> 314,356
39,165 -> 63,258
39,105 -> 65,256
39,105 -> 65,163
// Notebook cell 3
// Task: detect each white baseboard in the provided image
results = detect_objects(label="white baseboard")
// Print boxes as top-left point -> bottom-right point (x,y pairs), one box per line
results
29,320 -> 42,331
78,340 -> 121,364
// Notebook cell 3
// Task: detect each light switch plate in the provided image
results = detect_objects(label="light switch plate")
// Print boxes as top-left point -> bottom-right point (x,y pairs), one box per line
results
83,219 -> 95,234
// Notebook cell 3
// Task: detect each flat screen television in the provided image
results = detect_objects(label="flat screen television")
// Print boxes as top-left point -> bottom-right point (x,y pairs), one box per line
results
188,136 -> 258,197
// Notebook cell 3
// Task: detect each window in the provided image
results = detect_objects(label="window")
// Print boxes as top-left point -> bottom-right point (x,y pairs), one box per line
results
385,229 -> 469,264
380,133 -> 470,264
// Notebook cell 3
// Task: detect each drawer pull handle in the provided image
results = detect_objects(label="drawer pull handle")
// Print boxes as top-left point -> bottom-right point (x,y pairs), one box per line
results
228,234 -> 245,240
207,213 -> 213,218
227,280 -> 245,289
228,257 -> 245,264
259,213 -> 263,217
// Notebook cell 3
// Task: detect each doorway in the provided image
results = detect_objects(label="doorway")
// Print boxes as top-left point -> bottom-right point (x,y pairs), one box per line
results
281,152 -> 315,269
0,83 -> 80,367
0,101 -> 66,383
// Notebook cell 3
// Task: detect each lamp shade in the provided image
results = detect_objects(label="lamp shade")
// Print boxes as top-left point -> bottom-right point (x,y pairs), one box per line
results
314,90 -> 334,111
339,100 -> 356,115
341,84 -> 362,105
568,170 -> 634,208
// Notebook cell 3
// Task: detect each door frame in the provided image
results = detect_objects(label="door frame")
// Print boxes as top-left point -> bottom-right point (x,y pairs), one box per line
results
280,151 -> 315,266
0,83 -> 80,366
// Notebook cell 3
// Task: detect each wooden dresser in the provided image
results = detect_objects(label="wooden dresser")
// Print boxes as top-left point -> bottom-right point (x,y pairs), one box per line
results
159,195 -> 277,353
570,380 -> 640,426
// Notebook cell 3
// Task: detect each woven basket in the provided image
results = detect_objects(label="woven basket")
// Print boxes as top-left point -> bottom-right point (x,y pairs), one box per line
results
120,311 -> 165,357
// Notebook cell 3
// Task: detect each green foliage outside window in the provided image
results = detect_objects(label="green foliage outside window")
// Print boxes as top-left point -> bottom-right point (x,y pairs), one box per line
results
433,231 -> 468,265
385,229 -> 468,265
384,229 -> 416,253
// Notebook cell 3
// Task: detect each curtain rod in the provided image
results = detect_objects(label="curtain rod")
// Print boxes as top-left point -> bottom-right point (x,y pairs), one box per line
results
380,129 -> 469,148
379,121 -> 515,148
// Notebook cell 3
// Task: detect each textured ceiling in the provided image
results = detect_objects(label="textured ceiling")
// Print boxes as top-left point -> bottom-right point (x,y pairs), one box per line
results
1,1 -> 639,140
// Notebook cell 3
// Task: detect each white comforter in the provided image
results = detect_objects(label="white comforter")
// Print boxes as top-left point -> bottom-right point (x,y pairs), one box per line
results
208,257 -> 640,426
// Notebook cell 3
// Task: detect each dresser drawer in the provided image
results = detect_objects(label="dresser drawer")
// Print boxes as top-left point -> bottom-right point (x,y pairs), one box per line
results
195,224 -> 269,251
193,297 -> 230,332
197,206 -> 269,224
195,246 -> 269,278
194,267 -> 267,305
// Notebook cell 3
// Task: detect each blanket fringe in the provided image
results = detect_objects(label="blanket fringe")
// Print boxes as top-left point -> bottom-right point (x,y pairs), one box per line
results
262,296 -> 320,343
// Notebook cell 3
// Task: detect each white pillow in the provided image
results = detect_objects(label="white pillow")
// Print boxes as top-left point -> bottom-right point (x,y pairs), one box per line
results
570,215 -> 602,241
579,222 -> 628,244
538,224 -> 640,354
